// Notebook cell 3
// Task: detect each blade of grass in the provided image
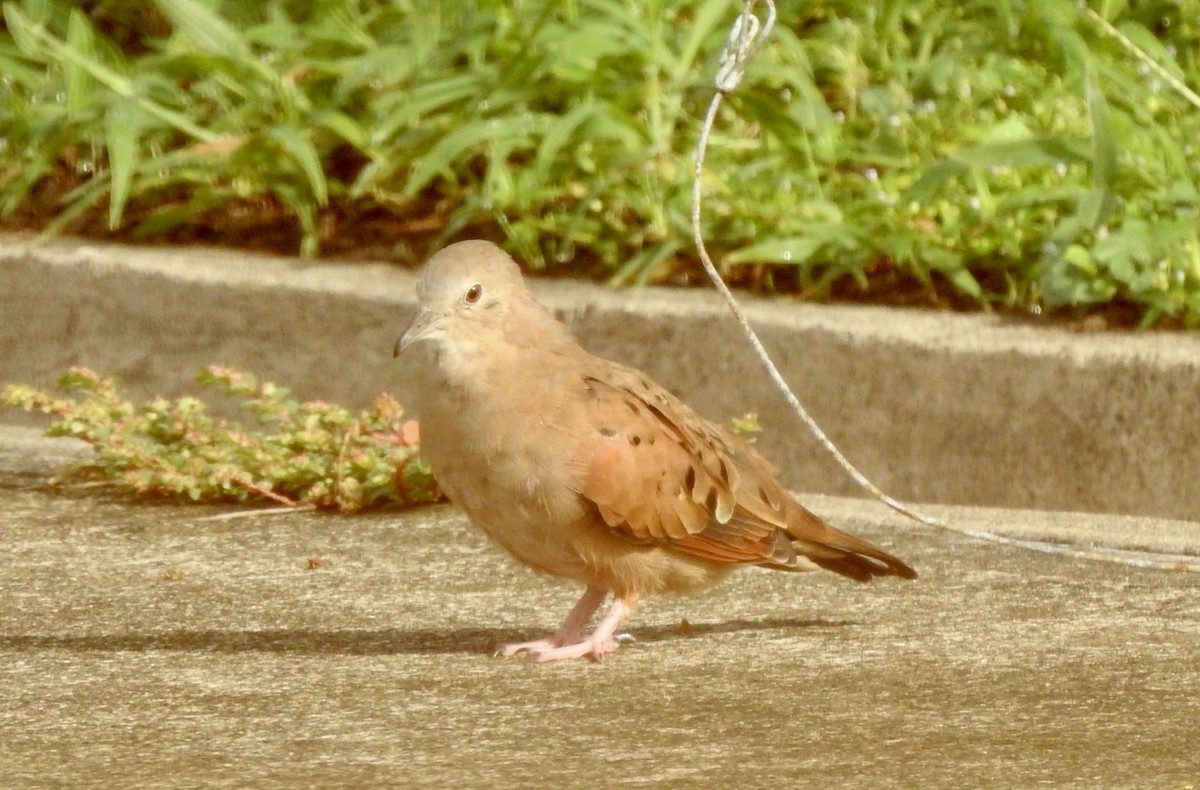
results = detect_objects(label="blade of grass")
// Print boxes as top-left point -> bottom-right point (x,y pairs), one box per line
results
268,125 -> 329,206
63,9 -> 93,117
403,116 -> 536,198
5,5 -> 218,143
153,0 -> 252,59
103,98 -> 141,229
1087,73 -> 1118,192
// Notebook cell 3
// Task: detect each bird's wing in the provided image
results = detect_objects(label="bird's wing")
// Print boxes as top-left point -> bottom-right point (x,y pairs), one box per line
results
568,361 -> 917,580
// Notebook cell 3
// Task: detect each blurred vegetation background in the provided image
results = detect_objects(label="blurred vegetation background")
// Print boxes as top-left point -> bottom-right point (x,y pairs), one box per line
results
1,0 -> 1199,326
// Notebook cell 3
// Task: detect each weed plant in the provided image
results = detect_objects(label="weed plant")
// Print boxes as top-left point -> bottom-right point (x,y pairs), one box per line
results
2,0 -> 1199,324
1,366 -> 439,511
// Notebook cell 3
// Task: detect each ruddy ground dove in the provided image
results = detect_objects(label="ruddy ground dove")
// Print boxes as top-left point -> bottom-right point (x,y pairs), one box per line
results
395,240 -> 916,662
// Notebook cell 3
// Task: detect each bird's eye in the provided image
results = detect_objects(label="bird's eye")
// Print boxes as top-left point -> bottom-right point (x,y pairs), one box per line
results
464,283 -> 483,304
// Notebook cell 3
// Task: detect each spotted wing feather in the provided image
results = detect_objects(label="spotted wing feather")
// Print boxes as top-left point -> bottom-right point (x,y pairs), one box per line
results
571,361 -> 917,581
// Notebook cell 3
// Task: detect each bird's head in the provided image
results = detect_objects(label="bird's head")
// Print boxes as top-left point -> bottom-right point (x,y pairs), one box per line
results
394,240 -> 533,358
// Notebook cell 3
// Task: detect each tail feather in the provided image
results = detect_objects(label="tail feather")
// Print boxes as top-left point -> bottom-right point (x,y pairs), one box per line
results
785,500 -> 918,582
809,551 -> 916,583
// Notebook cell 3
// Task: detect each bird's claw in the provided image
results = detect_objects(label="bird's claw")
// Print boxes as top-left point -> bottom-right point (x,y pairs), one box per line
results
494,637 -> 561,658
495,635 -> 624,663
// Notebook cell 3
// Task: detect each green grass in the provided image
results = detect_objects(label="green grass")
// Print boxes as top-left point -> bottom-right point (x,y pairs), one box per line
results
2,0 -> 1199,325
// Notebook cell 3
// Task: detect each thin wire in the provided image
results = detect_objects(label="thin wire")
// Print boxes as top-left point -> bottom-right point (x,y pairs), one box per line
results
689,0 -> 1200,573
691,0 -> 941,528
1082,6 -> 1200,112
959,529 -> 1200,573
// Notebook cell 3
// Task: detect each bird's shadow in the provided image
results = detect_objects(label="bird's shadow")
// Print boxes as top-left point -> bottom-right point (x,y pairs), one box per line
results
0,617 -> 853,656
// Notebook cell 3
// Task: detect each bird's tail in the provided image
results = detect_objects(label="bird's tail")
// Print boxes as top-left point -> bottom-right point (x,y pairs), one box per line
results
783,500 -> 918,582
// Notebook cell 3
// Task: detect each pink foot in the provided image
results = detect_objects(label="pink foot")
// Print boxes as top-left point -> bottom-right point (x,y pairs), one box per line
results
495,586 -> 607,659
498,596 -> 636,663
495,637 -> 563,658
531,634 -> 622,663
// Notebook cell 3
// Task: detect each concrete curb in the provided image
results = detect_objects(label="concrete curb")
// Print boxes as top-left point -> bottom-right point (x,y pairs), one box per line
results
3,426 -> 1196,563
3,233 -> 1199,520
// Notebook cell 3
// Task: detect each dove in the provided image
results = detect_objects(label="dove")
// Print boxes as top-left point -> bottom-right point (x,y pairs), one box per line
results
394,240 -> 916,662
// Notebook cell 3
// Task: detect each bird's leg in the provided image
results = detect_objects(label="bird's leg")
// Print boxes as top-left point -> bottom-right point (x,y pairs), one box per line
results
530,595 -> 638,663
496,585 -> 607,657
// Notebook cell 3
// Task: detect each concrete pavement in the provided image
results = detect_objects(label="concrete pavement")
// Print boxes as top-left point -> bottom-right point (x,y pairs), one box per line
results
0,430 -> 1197,788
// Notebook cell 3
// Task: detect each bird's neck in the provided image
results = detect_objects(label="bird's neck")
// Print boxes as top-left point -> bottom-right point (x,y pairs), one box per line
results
432,306 -> 583,393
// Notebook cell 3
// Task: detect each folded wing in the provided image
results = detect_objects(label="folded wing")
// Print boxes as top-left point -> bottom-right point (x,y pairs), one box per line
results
570,362 -> 917,582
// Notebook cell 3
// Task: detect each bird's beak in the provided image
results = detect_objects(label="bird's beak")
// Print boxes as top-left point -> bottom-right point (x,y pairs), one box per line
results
394,308 -> 443,357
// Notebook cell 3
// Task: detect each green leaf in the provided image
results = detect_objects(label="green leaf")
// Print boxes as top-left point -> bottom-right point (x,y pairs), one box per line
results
547,22 -> 632,82
375,73 -> 486,141
535,103 -> 598,177
608,240 -> 682,286
673,0 -> 730,77
953,268 -> 985,300
154,0 -> 252,59
64,10 -> 94,117
956,137 -> 1089,170
904,159 -> 969,204
272,181 -> 320,258
311,111 -> 367,150
104,99 -> 142,229
5,5 -> 217,143
404,117 -> 531,197
1086,74 -> 1118,192
979,116 -> 1035,145
268,126 -> 328,206
1115,21 -> 1184,79
1064,244 -> 1096,275
726,236 -> 825,265
935,257 -> 983,300
1101,0 -> 1128,20
1075,187 -> 1115,230
3,5 -> 39,55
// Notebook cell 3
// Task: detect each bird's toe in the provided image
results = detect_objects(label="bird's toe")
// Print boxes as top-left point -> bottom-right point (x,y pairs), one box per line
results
495,637 -> 562,658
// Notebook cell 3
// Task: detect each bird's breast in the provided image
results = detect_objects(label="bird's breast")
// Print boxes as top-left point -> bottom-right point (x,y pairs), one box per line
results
413,362 -> 592,565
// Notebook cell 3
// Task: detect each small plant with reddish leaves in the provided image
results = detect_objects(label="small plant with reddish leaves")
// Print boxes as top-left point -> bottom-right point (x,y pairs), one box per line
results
1,365 -> 441,512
